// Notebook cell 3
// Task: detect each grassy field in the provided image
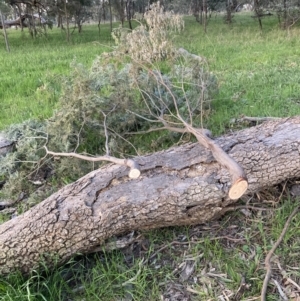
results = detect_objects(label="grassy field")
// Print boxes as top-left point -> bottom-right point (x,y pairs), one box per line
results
0,25 -> 114,129
1,14 -> 300,133
1,13 -> 300,300
177,16 -> 300,134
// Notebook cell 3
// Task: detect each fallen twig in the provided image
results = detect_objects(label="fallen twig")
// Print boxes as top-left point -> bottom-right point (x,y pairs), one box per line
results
221,205 -> 276,214
272,278 -> 288,301
261,206 -> 299,301
277,261 -> 300,292
233,276 -> 248,301
149,236 -> 245,261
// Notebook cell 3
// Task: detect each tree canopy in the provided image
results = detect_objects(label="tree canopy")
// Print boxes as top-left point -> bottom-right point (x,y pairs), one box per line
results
1,0 -> 300,35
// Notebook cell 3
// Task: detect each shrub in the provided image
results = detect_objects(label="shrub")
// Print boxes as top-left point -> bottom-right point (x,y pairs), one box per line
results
0,2 -> 218,211
112,1 -> 184,62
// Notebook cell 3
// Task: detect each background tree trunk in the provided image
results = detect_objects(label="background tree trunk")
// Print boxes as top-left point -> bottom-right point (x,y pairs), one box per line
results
0,10 -> 10,52
1,117 -> 300,275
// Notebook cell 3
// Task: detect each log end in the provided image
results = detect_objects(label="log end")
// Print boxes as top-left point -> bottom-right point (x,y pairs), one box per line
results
129,168 -> 141,179
228,178 -> 248,200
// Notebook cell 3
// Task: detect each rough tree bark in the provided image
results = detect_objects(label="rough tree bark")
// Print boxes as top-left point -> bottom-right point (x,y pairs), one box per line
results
0,117 -> 300,275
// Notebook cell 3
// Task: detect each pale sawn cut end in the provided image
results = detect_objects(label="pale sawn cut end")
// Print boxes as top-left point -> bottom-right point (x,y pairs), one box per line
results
129,168 -> 141,179
228,178 -> 248,200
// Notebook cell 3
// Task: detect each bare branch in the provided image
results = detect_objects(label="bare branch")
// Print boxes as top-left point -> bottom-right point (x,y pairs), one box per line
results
277,261 -> 300,292
107,126 -> 141,157
180,71 -> 193,124
132,63 -> 248,199
271,279 -> 288,301
148,69 -> 182,121
99,106 -> 116,156
44,146 -> 141,179
184,123 -> 248,199
74,119 -> 86,153
126,109 -> 161,124
124,127 -> 172,135
261,206 -> 300,301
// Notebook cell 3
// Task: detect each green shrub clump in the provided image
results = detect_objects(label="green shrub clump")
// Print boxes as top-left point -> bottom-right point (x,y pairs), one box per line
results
0,3 -> 218,213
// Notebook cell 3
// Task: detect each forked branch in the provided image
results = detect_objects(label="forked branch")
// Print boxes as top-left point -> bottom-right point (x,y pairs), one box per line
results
163,121 -> 248,200
135,63 -> 248,200
44,146 -> 141,179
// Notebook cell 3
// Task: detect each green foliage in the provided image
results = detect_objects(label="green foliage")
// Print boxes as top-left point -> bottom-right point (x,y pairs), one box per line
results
0,120 -> 47,201
1,199 -> 299,300
46,6 -> 215,158
112,2 -> 184,62
48,53 -> 216,157
0,9 -> 217,204
1,12 -> 300,301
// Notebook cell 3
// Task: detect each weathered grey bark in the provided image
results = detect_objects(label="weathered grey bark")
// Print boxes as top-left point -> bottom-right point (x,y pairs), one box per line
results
0,117 -> 300,275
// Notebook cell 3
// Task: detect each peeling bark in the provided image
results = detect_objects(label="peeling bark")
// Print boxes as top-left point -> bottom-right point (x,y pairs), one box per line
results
0,117 -> 300,275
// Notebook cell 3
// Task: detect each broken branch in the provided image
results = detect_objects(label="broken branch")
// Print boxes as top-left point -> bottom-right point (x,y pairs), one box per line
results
261,206 -> 300,301
44,146 -> 141,179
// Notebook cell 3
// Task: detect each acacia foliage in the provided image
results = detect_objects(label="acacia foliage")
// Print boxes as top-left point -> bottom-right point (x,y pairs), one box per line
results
112,2 -> 184,62
0,7 -> 217,210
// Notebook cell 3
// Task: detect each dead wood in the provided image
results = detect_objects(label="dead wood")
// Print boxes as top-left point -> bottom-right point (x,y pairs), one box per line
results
0,116 -> 300,275
44,147 -> 141,179
261,205 -> 300,301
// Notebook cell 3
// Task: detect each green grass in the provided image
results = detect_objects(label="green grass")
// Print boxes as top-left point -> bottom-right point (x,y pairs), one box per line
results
175,14 -> 300,134
0,24 -> 114,129
1,201 -> 299,300
2,14 -> 300,133
0,15 -> 300,134
1,13 -> 300,300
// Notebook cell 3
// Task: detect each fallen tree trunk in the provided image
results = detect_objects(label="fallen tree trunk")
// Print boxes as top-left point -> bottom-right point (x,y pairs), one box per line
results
1,117 -> 300,275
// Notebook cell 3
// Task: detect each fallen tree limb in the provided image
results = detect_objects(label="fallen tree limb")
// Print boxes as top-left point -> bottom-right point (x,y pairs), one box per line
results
0,116 -> 300,275
261,205 -> 299,301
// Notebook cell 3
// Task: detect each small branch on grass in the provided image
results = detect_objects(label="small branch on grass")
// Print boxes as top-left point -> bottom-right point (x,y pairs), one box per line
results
277,261 -> 300,292
149,236 -> 245,261
233,276 -> 248,301
221,205 -> 276,214
44,146 -> 141,179
272,278 -> 288,301
261,206 -> 300,301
